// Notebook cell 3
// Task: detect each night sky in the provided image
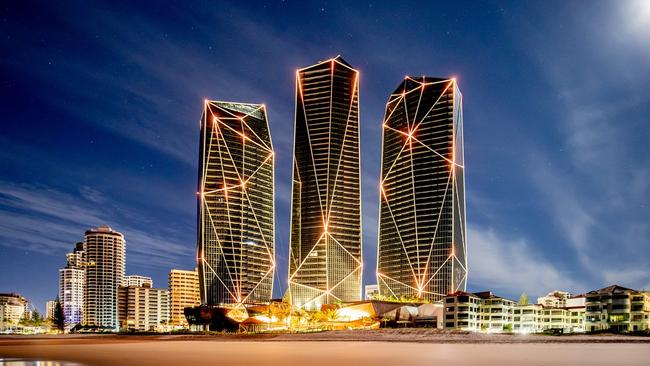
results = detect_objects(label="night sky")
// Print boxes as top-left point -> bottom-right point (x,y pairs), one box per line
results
1,1 -> 649,312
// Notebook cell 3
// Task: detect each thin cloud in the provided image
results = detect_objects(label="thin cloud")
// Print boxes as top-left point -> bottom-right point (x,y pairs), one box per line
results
0,181 -> 193,269
468,224 -> 584,300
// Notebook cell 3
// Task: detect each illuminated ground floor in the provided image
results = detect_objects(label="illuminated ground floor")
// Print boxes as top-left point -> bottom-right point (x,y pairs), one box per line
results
1,335 -> 648,366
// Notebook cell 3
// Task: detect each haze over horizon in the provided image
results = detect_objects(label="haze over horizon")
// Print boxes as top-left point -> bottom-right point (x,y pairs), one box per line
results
1,0 -> 649,312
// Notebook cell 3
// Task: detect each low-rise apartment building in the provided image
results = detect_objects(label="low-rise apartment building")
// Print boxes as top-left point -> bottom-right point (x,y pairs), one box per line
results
445,290 -> 585,334
443,291 -> 481,330
443,291 -> 516,332
585,284 -> 650,332
476,291 -> 516,332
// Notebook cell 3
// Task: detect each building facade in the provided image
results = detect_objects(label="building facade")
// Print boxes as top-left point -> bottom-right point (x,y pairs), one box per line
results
537,291 -> 571,308
513,304 -> 542,333
443,291 -> 480,330
444,290 -> 586,334
377,77 -> 466,302
365,284 -> 379,300
443,291 -> 516,332
123,275 -> 153,288
585,284 -> 650,332
83,225 -> 125,330
289,56 -> 362,310
197,101 -> 275,306
119,284 -> 170,332
45,300 -> 56,320
169,269 -> 200,327
59,242 -> 85,326
0,293 -> 28,330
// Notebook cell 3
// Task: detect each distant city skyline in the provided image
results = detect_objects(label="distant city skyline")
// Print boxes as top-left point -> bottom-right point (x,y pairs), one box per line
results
1,1 -> 649,313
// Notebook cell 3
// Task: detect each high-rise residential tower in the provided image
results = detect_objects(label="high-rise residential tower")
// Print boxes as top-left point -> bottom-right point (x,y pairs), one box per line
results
289,56 -> 362,310
197,101 -> 275,306
377,77 -> 466,302
169,268 -> 200,327
83,225 -> 125,330
58,242 -> 85,326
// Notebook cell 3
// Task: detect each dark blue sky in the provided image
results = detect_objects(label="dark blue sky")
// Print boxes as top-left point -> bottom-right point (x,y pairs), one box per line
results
1,1 -> 649,312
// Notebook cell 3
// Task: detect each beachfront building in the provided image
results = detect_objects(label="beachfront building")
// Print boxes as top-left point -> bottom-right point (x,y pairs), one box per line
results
119,281 -> 170,332
443,291 -> 480,330
83,225 -> 126,331
443,291 -> 516,333
444,289 -> 587,334
513,304 -> 543,333
585,284 -> 650,332
197,101 -> 275,306
289,56 -> 362,310
476,291 -> 516,332
377,76 -> 466,303
0,293 -> 28,331
59,242 -> 85,326
169,269 -> 200,327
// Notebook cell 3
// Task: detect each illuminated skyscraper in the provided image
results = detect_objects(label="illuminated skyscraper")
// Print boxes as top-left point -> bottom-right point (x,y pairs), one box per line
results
58,242 -> 85,326
377,77 -> 467,302
289,56 -> 362,310
83,225 -> 125,331
197,101 -> 275,306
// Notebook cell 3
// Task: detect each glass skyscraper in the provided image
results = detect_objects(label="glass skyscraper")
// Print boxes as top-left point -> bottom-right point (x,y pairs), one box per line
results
289,56 -> 362,310
197,101 -> 275,306
377,76 -> 467,302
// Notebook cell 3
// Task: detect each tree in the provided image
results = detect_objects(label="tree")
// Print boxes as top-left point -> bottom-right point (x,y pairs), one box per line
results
52,299 -> 66,332
322,308 -> 339,330
31,309 -> 44,326
518,292 -> 529,305
19,313 -> 31,326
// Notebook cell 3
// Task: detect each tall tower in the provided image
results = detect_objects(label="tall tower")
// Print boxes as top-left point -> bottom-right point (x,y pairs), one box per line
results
289,56 -> 362,310
58,242 -> 85,326
377,77 -> 466,302
197,101 -> 275,306
83,225 -> 125,330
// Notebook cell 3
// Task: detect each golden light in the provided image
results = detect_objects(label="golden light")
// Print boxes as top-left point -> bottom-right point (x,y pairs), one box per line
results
226,307 -> 248,323
338,307 -> 370,321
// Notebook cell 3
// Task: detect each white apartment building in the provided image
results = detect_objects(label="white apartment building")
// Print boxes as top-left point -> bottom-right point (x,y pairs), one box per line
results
444,290 -> 585,334
45,300 -> 56,320
0,293 -> 28,331
83,225 -> 125,331
59,242 -> 85,326
585,284 -> 650,332
122,275 -> 153,288
119,285 -> 170,332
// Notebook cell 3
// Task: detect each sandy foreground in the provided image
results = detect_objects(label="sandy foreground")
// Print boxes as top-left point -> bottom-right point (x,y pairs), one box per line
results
1,331 -> 649,366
